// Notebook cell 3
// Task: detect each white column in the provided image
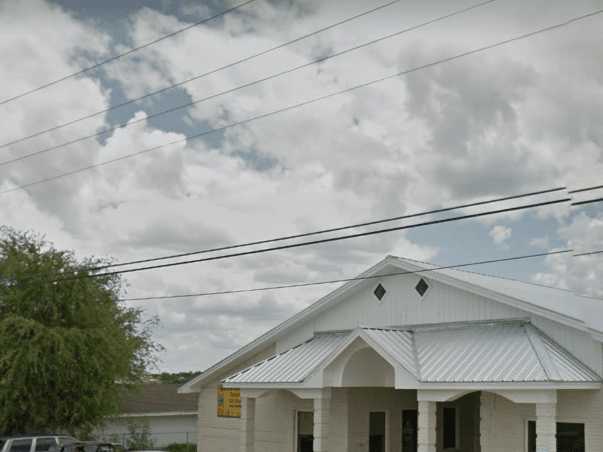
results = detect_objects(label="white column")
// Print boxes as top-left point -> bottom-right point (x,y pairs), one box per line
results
313,390 -> 331,452
536,402 -> 557,452
240,397 -> 255,452
418,400 -> 437,452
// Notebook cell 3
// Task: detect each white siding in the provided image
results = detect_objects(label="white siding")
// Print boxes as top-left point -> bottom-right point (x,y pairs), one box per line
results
278,277 -> 603,373
197,387 -> 487,452
198,385 -> 311,452
557,389 -> 603,452
347,388 -> 416,452
531,317 -> 603,375
480,389 -> 603,452
197,269 -> 603,452
96,414 -> 197,447
278,275 -> 525,353
480,392 -> 534,452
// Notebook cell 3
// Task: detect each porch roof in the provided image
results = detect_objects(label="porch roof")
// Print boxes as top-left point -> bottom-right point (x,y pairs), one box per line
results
223,320 -> 601,385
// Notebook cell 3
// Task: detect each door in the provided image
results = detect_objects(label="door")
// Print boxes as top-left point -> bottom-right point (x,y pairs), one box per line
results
297,411 -> 314,452
369,412 -> 387,452
527,421 -> 585,452
402,410 -> 418,452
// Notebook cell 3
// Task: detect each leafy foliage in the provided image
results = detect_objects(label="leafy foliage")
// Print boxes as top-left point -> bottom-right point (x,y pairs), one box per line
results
0,227 -> 161,435
165,443 -> 196,452
151,371 -> 201,385
125,419 -> 154,450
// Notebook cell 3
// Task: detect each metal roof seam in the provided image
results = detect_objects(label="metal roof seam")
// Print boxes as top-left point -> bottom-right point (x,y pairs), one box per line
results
524,324 -> 557,381
531,325 -> 602,382
223,320 -> 602,385
362,328 -> 417,377
301,330 -> 365,384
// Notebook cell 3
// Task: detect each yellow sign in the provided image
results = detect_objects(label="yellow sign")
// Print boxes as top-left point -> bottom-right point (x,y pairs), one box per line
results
217,387 -> 241,418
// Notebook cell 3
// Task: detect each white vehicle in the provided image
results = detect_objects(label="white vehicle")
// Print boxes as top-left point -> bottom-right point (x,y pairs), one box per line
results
0,436 -> 76,452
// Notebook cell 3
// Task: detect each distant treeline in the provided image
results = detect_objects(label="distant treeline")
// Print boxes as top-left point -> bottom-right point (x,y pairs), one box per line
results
151,371 -> 202,384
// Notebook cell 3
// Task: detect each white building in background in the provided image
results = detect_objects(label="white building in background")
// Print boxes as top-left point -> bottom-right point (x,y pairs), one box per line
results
97,383 -> 198,447
180,255 -> 603,452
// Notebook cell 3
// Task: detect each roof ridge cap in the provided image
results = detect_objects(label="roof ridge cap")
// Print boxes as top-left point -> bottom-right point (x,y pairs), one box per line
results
531,324 -> 603,382
409,318 -> 528,332
524,324 -> 559,381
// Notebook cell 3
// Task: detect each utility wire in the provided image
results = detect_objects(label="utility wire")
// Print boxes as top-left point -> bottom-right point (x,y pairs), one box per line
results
0,0 -> 404,152
2,9 -> 601,195
0,0 -> 497,166
568,184 -> 603,194
89,186 -> 566,271
57,197 -> 570,281
118,249 -> 574,301
574,250 -> 603,257
571,197 -> 603,206
0,0 -> 258,107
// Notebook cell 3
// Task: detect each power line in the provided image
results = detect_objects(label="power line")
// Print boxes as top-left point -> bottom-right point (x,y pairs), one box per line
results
568,184 -> 603,194
117,249 -> 574,301
89,186 -> 566,271
2,9 -> 601,195
0,0 -> 258,107
571,197 -> 603,207
57,197 -> 570,281
0,0 -> 404,152
0,0 -> 498,166
574,250 -> 603,257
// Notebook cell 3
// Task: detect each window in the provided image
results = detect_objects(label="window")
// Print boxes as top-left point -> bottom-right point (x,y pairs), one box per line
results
9,439 -> 33,452
369,412 -> 386,452
297,411 -> 313,452
415,278 -> 429,297
374,283 -> 386,301
442,407 -> 457,449
401,410 -> 418,452
527,421 -> 585,452
35,439 -> 56,452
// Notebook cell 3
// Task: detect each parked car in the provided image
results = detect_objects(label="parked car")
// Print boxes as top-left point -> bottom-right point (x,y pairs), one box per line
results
126,448 -> 167,452
0,435 -> 76,452
80,442 -> 124,452
59,441 -> 125,452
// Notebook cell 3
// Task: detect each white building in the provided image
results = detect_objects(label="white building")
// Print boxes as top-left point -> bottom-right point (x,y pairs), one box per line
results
180,255 -> 603,452
97,383 -> 198,447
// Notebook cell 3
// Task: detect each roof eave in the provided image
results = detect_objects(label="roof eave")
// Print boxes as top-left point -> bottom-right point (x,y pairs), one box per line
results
179,258 -> 396,393
178,255 -> 602,394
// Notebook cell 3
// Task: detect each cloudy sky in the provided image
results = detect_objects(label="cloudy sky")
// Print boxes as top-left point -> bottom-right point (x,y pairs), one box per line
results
0,0 -> 602,372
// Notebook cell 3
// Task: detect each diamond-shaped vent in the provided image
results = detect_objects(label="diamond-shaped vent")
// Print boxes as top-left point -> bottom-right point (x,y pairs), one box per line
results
415,278 -> 429,297
374,283 -> 386,301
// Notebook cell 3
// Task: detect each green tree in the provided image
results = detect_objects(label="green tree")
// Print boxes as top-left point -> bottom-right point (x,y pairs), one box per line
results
0,227 -> 161,435
125,419 -> 154,450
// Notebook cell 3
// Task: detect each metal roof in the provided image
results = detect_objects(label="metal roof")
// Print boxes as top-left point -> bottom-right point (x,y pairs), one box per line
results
182,255 -> 603,394
415,322 -> 547,382
223,333 -> 348,384
223,321 -> 601,385
362,328 -> 417,377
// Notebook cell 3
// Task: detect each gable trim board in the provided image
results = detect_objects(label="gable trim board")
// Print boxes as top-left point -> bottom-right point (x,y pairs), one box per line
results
180,255 -> 603,393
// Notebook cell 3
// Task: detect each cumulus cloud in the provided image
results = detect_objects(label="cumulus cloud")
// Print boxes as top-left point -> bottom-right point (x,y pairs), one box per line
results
533,212 -> 603,296
1,0 -> 601,370
489,225 -> 512,245
529,236 -> 550,249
